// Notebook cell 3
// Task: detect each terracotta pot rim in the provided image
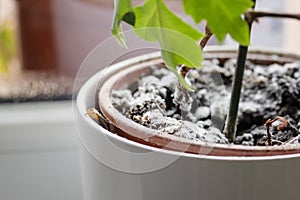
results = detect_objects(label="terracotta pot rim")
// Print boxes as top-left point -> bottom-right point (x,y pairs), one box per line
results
97,47 -> 300,157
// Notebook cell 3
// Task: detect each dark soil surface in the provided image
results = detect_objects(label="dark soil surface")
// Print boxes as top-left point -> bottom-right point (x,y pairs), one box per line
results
112,58 -> 300,146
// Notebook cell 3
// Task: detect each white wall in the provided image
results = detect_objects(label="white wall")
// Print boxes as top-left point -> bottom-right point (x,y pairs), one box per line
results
283,0 -> 300,54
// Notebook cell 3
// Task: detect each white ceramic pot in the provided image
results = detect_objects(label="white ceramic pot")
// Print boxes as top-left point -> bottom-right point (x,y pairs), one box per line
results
75,50 -> 300,200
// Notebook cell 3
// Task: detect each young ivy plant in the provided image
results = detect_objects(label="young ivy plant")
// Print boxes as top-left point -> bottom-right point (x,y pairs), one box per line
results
111,0 -> 300,142
112,0 -> 257,141
112,0 -> 254,90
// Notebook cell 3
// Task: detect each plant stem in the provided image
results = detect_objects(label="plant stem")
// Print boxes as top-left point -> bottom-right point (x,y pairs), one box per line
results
176,26 -> 213,116
223,45 -> 249,141
179,25 -> 213,78
224,0 -> 256,142
198,26 -> 213,49
246,10 -> 300,24
264,119 -> 273,146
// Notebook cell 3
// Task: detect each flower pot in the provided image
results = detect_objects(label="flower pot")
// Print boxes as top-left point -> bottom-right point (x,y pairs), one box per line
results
75,48 -> 300,200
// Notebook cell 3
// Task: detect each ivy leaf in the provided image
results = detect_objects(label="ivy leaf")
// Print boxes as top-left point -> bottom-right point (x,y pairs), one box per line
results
134,0 -> 204,90
183,0 -> 253,46
111,0 -> 135,48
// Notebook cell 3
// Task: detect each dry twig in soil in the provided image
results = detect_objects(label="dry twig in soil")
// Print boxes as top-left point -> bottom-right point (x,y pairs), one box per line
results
264,116 -> 288,146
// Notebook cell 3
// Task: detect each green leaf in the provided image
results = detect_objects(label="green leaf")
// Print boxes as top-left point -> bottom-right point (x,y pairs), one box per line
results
111,0 -> 135,48
183,0 -> 253,46
133,0 -> 204,90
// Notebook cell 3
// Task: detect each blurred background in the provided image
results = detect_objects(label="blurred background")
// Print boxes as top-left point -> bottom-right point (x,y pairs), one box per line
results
0,0 -> 299,200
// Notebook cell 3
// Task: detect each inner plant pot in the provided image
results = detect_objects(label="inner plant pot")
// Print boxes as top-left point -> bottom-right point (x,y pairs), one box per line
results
98,48 -> 300,156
